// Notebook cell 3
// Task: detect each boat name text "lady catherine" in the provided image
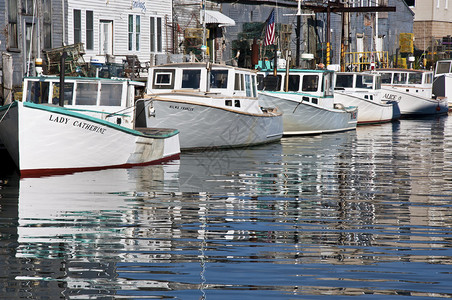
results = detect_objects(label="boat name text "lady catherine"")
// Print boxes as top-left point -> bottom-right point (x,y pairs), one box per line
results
49,114 -> 107,134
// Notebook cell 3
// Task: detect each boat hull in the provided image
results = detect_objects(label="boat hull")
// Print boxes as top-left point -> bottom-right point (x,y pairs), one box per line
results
334,92 -> 397,124
0,101 -> 180,177
259,92 -> 357,135
380,87 -> 448,116
143,99 -> 283,149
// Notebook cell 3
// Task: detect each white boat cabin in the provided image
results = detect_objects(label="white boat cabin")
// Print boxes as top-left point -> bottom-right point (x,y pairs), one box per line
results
146,63 -> 259,99
435,60 -> 452,77
22,76 -> 144,129
335,72 -> 382,101
376,69 -> 434,98
257,69 -> 335,99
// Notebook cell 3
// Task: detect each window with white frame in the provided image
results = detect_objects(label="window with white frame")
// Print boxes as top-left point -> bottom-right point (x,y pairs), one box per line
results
8,0 -> 18,49
150,16 -> 163,53
128,15 -> 133,51
86,10 -> 93,50
42,0 -> 52,49
136,15 -> 141,51
74,9 -> 81,44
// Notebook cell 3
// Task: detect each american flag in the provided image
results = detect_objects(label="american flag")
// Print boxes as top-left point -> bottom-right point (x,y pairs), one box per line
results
264,10 -> 275,46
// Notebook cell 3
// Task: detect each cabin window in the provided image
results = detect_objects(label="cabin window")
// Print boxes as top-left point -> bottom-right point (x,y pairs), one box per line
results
7,0 -> 18,49
302,75 -> 318,92
51,82 -> 74,105
225,100 -> 232,106
234,73 -> 244,91
42,0 -> 52,49
26,81 -> 49,104
436,61 -> 451,75
182,70 -> 201,89
261,75 -> 281,91
380,73 -> 392,84
252,75 -> 257,97
375,76 -> 381,89
235,100 -> 241,107
356,75 -> 373,89
74,9 -> 81,44
153,70 -> 175,89
393,73 -> 407,84
245,74 -> 252,97
257,74 -> 265,90
324,73 -> 334,96
210,70 -> 228,88
335,74 -> 353,88
86,11 -> 94,50
312,98 -> 318,104
425,73 -> 433,84
408,73 -> 422,84
76,82 -> 98,105
100,83 -> 122,106
287,75 -> 300,91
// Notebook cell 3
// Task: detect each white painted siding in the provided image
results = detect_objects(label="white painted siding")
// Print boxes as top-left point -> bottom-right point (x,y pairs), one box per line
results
67,0 -> 172,64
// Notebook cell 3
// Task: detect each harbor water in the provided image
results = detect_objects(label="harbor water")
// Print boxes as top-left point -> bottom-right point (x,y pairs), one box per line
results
1,115 -> 452,299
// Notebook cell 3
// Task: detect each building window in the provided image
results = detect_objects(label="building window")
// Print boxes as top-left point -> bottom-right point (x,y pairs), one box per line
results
150,17 -> 162,53
136,15 -> 140,51
128,15 -> 133,51
74,9 -> 81,44
150,17 -> 155,52
21,0 -> 34,14
8,0 -> 18,49
86,11 -> 93,50
42,0 -> 52,49
157,17 -> 162,52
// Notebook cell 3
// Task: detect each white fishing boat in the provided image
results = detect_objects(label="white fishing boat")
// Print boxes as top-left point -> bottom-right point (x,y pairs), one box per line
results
432,59 -> 452,109
375,68 -> 448,116
257,68 -> 358,135
139,62 -> 283,150
334,72 -> 400,125
0,76 -> 180,177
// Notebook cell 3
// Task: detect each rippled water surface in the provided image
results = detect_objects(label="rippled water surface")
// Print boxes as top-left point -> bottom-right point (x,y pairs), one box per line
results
2,116 -> 452,299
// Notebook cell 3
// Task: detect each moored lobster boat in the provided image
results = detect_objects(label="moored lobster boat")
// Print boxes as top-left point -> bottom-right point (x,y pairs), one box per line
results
0,76 -> 180,177
137,62 -> 283,150
375,68 -> 448,116
334,72 -> 400,124
257,68 -> 358,135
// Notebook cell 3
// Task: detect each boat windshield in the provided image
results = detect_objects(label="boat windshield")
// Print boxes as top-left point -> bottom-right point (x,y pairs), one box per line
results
335,74 -> 353,88
51,82 -> 74,105
302,75 -> 318,92
356,75 -> 373,89
182,69 -> 201,89
393,73 -> 407,84
436,61 -> 452,75
210,70 -> 228,89
286,75 -> 300,91
408,73 -> 422,84
258,75 -> 281,91
381,73 -> 392,84
99,83 -> 123,106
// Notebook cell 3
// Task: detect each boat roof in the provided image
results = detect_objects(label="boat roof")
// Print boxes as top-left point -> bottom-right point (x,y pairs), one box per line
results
23,75 -> 145,85
258,68 -> 334,74
150,62 -> 257,73
375,68 -> 432,74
